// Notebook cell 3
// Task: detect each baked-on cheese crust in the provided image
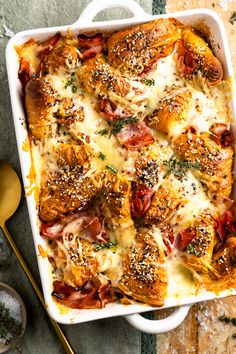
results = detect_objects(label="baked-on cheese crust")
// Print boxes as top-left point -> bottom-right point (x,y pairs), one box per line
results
18,17 -> 235,310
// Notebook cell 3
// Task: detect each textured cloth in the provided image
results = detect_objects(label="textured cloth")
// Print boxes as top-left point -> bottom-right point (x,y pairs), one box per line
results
153,0 -> 166,14
0,1 -> 155,354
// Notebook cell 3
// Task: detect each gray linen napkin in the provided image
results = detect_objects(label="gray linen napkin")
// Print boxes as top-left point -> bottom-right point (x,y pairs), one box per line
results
0,1 -> 154,353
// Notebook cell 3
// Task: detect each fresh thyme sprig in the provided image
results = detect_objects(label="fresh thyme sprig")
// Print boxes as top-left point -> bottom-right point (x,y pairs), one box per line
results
186,244 -> 201,257
229,12 -> 236,25
98,152 -> 106,160
106,164 -> 118,173
94,240 -> 118,251
111,117 -> 139,135
97,128 -> 109,136
65,77 -> 77,93
0,302 -> 22,346
163,155 -> 200,181
141,78 -> 155,86
97,118 -> 139,137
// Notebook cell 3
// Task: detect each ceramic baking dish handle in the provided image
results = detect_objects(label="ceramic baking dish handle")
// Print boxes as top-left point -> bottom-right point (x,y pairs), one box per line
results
73,0 -> 150,27
124,304 -> 191,334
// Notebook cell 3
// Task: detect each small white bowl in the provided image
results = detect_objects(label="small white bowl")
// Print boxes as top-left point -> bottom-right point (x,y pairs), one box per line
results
0,283 -> 27,353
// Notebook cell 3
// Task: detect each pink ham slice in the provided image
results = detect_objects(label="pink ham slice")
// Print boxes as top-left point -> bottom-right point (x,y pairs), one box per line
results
40,212 -> 108,242
117,121 -> 155,150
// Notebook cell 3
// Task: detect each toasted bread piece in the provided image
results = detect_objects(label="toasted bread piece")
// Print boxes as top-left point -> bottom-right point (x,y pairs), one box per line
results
50,238 -> 98,289
41,43 -> 80,74
107,18 -> 182,76
25,78 -> 55,140
145,179 -> 186,226
101,173 -> 135,247
149,89 -> 192,136
173,130 -> 234,199
52,142 -> 93,168
180,28 -> 223,86
78,54 -> 131,99
181,213 -> 216,274
119,228 -> 167,306
202,236 -> 236,292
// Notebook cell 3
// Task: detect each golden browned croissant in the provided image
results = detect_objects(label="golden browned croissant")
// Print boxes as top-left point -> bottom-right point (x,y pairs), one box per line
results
78,54 -> 131,99
145,179 -> 186,226
25,78 -> 55,140
101,173 -> 135,247
51,142 -> 93,168
204,235 -> 236,291
173,130 -> 234,199
148,89 -> 192,136
180,213 -> 216,274
107,18 -> 181,76
50,238 -> 98,289
119,228 -> 167,306
54,97 -> 85,128
39,170 -> 105,222
180,28 -> 223,86
134,148 -> 160,187
41,43 -> 80,74
39,138 -> 100,223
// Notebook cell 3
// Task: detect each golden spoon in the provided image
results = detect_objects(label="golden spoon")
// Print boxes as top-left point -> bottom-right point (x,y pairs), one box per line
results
0,160 -> 75,354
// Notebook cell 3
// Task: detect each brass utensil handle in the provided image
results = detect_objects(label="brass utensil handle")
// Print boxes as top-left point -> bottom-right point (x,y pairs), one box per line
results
0,223 -> 75,354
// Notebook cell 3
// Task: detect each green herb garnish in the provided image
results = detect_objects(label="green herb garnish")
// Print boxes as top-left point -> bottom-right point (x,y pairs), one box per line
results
94,240 -> 118,251
141,78 -> 155,86
230,12 -> 236,25
65,78 -> 74,89
163,155 -> 200,181
106,164 -> 118,173
186,244 -> 201,257
218,314 -> 231,323
72,85 -> 77,93
111,117 -> 139,135
98,152 -> 106,160
0,302 -> 22,346
97,128 -> 109,136
65,77 -> 78,92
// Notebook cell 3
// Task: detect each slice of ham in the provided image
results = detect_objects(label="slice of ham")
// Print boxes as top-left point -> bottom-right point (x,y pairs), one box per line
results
81,46 -> 103,60
98,281 -> 117,306
174,39 -> 197,76
210,123 -> 232,147
132,184 -> 155,218
117,121 -> 155,150
52,277 -> 102,309
161,226 -> 174,253
100,99 -> 132,122
40,212 -> 108,242
40,221 -> 64,239
52,277 -> 116,309
18,57 -> 31,89
78,33 -> 104,48
78,33 -> 105,60
216,210 -> 236,241
175,228 -> 196,251
40,32 -> 61,52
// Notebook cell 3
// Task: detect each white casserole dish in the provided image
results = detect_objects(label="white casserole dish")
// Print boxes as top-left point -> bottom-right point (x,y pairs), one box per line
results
5,0 -> 236,334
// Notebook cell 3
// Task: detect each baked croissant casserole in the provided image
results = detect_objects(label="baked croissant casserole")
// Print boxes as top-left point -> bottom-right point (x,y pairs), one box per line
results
17,17 -> 236,311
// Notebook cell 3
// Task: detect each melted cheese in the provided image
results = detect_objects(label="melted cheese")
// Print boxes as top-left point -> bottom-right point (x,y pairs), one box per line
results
167,254 -> 197,299
168,172 -> 214,233
96,247 -> 123,282
145,54 -> 181,112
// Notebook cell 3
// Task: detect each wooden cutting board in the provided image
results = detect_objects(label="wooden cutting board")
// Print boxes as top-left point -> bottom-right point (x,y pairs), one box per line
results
155,1 -> 236,353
